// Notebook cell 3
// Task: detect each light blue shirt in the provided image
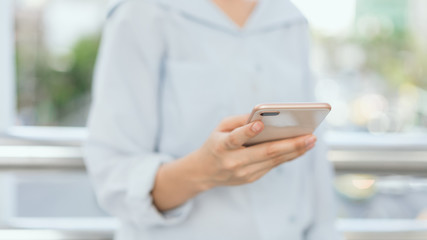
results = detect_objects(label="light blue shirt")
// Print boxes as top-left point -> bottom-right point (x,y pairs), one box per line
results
84,0 -> 342,239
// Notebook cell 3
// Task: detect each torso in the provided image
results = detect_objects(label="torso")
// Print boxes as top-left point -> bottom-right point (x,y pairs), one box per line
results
114,0 -> 317,239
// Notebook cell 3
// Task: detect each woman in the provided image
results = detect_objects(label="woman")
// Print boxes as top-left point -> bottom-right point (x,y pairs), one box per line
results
84,0 -> 342,239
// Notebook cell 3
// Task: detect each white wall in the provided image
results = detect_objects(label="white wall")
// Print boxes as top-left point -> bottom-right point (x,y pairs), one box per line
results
0,0 -> 15,133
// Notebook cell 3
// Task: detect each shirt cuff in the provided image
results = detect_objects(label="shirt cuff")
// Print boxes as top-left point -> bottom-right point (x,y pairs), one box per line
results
127,153 -> 193,226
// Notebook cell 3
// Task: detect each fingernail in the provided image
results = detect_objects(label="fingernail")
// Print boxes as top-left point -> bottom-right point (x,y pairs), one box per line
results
251,122 -> 262,132
305,136 -> 316,147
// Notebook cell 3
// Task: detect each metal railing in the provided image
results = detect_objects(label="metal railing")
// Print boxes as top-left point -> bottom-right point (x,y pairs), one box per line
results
0,131 -> 427,239
0,145 -> 426,175
344,232 -> 427,240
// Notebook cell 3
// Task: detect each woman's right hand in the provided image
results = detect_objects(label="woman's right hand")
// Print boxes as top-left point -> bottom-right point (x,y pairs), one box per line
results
152,114 -> 317,211
191,114 -> 317,190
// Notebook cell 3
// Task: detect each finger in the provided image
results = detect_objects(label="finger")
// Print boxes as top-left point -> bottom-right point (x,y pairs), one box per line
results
226,141 -> 317,185
243,143 -> 313,172
217,114 -> 250,132
244,134 -> 317,163
223,121 -> 264,150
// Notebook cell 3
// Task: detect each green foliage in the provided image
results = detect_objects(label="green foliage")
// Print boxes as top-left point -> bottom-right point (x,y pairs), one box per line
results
17,34 -> 100,126
356,31 -> 418,88
314,23 -> 427,92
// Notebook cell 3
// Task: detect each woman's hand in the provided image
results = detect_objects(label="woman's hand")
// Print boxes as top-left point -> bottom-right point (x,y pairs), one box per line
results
152,114 -> 316,211
191,114 -> 317,189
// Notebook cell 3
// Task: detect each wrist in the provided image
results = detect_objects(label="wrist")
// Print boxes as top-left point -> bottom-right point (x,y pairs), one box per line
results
178,150 -> 216,192
152,151 -> 214,211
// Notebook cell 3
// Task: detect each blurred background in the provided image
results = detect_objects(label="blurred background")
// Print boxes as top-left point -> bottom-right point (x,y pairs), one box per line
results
0,0 -> 426,239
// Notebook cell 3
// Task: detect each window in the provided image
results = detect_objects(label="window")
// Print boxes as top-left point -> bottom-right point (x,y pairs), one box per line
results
294,0 -> 427,133
293,0 -> 427,221
0,0 -> 426,233
14,0 -> 106,127
7,0 -> 427,131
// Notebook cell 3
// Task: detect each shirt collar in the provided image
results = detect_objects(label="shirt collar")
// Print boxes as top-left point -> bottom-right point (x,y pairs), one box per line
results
249,0 -> 307,30
156,0 -> 307,32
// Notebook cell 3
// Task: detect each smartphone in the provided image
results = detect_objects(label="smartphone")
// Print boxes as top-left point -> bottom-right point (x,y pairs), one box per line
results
244,103 -> 331,146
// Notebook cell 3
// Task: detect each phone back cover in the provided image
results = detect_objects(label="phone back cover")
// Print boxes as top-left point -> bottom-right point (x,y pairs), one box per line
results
244,108 -> 330,146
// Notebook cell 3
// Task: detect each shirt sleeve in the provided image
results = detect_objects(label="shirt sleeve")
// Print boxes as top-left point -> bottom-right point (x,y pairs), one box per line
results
83,0 -> 193,228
